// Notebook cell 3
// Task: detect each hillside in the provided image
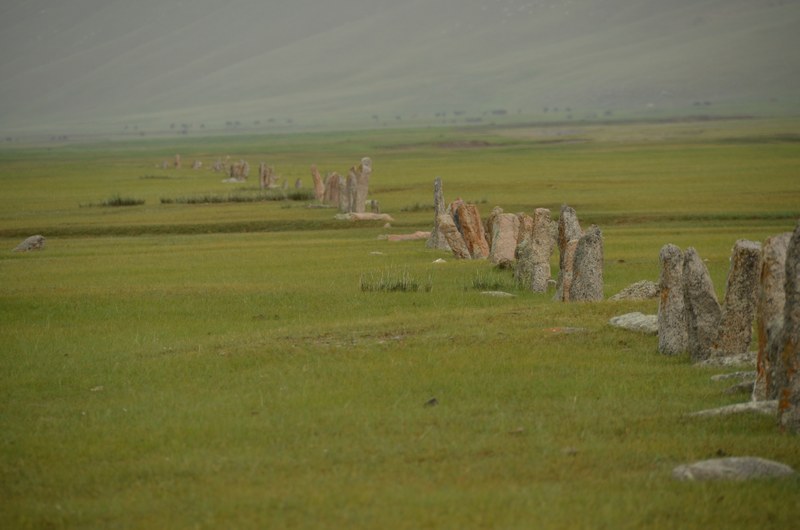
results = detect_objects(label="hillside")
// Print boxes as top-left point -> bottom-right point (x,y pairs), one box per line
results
1,0 -> 798,135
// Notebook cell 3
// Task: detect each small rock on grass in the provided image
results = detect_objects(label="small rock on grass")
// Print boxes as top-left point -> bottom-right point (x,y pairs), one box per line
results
687,400 -> 777,417
608,312 -> 658,335
481,291 -> 515,298
673,457 -> 796,481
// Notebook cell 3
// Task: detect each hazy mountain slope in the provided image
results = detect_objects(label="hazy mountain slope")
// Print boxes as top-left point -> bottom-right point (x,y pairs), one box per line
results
0,0 -> 798,133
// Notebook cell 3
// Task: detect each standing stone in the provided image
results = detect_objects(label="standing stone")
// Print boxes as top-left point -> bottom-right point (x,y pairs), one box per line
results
683,247 -> 722,362
754,232 -> 792,400
369,200 -> 381,214
456,203 -> 489,259
324,172 -> 342,206
191,160 -> 202,170
356,158 -> 372,214
777,221 -> 800,432
294,178 -> 303,189
485,206 -> 505,250
489,213 -> 520,268
438,214 -> 471,259
426,176 -> 450,251
12,235 -> 45,252
558,240 -> 580,302
555,205 -> 583,300
711,240 -> 762,357
259,163 -> 267,189
174,154 -> 181,169
346,172 -> 358,213
311,165 -> 325,202
516,209 -> 556,292
337,174 -> 349,213
658,244 -> 688,355
569,225 -> 604,301
516,213 -> 534,249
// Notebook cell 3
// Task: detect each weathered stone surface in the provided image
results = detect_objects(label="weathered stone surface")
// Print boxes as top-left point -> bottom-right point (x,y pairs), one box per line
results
346,172 -> 358,213
484,206 -> 504,250
426,177 -> 450,251
683,247 -> 722,362
438,213 -> 471,259
608,312 -> 658,335
191,159 -> 202,170
569,225 -> 604,301
456,203 -> 489,259
711,239 -> 762,357
294,178 -> 303,189
311,165 -> 325,202
322,172 -> 340,205
555,204 -> 583,299
610,280 -> 659,301
489,213 -> 520,268
778,221 -> 800,432
516,213 -> 534,249
672,457 -> 795,481
696,351 -> 757,367
557,240 -> 579,302
658,245 -> 688,355
352,158 -> 372,214
688,400 -> 777,418
174,153 -> 181,169
710,371 -> 757,382
754,232 -> 792,400
12,235 -> 45,252
336,174 -> 349,213
481,291 -> 516,298
335,212 -> 394,222
385,231 -> 431,242
516,208 -> 555,292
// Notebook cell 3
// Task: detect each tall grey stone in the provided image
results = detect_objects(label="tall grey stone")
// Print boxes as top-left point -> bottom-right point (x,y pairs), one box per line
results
516,208 -> 555,292
346,171 -> 358,213
353,157 -> 372,214
324,172 -> 342,206
683,247 -> 722,362
336,175 -> 349,213
489,213 -> 520,268
711,240 -> 762,357
438,214 -> 471,259
777,221 -> 800,432
555,205 -> 583,300
658,244 -> 688,355
426,177 -> 450,251
753,232 -> 791,400
569,225 -> 604,301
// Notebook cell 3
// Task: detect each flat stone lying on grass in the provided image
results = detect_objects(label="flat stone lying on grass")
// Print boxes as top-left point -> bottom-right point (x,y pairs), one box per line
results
672,457 -> 796,481
608,312 -> 658,335
13,235 -> 45,252
610,280 -> 659,301
724,381 -> 755,396
383,231 -> 431,242
710,371 -> 757,382
480,291 -> 516,298
696,351 -> 757,367
335,212 -> 394,222
687,400 -> 777,417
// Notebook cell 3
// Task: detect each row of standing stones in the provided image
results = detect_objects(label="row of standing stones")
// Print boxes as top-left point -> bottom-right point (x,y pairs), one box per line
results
420,177 -> 800,480
426,176 -> 604,301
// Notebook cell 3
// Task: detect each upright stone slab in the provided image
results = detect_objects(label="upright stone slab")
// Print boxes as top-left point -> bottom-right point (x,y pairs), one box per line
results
658,244 -> 688,355
456,203 -> 489,259
339,175 -> 350,213
777,221 -> 800,432
555,205 -> 583,301
324,172 -> 342,206
485,206 -> 504,250
683,247 -> 722,362
754,232 -> 792,400
516,213 -> 534,249
311,165 -> 325,202
426,177 -> 450,251
516,209 -> 556,292
711,240 -> 762,357
569,225 -> 604,301
345,171 -> 358,213
174,154 -> 181,169
438,214 -> 471,259
353,157 -> 372,214
294,178 -> 303,189
489,213 -> 520,268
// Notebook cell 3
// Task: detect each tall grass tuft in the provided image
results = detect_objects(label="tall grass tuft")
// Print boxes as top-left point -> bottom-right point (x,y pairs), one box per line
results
81,194 -> 145,207
360,267 -> 433,293
160,189 -> 315,204
467,267 -> 516,291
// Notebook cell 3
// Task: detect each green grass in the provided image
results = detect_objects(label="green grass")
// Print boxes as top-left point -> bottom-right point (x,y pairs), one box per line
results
1,118 -> 800,529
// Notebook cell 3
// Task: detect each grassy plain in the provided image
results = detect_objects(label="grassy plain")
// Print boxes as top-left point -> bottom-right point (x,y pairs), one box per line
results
1,118 -> 799,529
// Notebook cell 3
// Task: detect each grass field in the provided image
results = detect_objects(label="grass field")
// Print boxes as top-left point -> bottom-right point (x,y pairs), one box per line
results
1,118 -> 799,529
